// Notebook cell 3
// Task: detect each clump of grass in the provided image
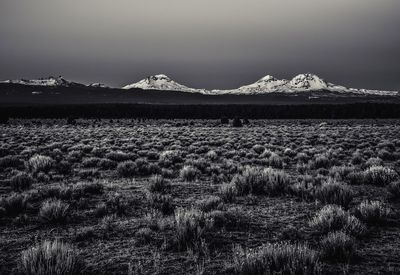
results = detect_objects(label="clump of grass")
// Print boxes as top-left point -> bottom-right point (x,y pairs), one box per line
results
0,155 -> 23,169
174,208 -> 208,251
39,199 -> 70,224
196,196 -> 224,212
20,240 -> 83,275
219,182 -> 237,203
10,172 -> 33,192
355,201 -> 391,225
147,175 -> 170,193
180,165 -> 200,182
116,161 -> 137,177
387,181 -> 400,199
232,167 -> 291,196
268,153 -> 283,169
232,242 -> 321,275
363,166 -> 398,186
310,205 -> 365,236
310,154 -> 331,169
27,155 -> 53,174
314,178 -> 353,207
0,193 -> 28,216
147,193 -> 175,215
320,231 -> 355,262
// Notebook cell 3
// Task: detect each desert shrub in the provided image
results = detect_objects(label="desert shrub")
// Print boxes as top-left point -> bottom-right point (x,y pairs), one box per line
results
147,193 -> 175,215
27,155 -> 53,174
314,179 -> 353,207
355,201 -> 391,225
196,196 -> 224,212
82,157 -> 101,168
329,166 -> 356,180
346,171 -> 365,185
0,193 -> 28,216
135,227 -> 154,245
365,157 -> 383,168
252,145 -> 265,155
93,202 -> 108,218
207,208 -> 247,229
232,167 -> 291,196
310,154 -> 331,169
78,169 -> 99,179
74,226 -> 96,242
268,153 -> 283,169
39,199 -> 70,224
144,209 -> 172,231
206,150 -> 218,161
148,175 -> 170,193
106,151 -> 131,162
232,242 -> 321,275
98,158 -> 117,170
0,155 -> 23,169
10,172 -> 33,192
387,181 -> 400,199
232,117 -> 243,127
180,165 -> 200,182
219,182 -> 237,203
320,231 -> 355,262
54,161 -> 72,175
20,240 -> 82,275
309,205 -> 365,237
363,166 -> 398,186
106,193 -> 129,216
174,208 -> 209,251
159,150 -> 183,166
72,181 -> 104,198
116,161 -> 137,177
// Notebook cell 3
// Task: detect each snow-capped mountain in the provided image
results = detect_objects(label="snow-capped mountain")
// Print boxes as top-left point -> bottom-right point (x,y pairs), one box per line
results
122,74 -> 209,94
0,76 -> 85,87
212,74 -> 398,96
123,73 -> 397,96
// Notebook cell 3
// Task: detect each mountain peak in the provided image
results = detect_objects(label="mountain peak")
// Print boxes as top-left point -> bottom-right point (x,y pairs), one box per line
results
289,73 -> 328,90
258,75 -> 278,82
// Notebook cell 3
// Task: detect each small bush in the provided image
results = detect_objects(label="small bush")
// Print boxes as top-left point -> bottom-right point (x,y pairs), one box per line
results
174,208 -> 208,251
0,193 -> 28,216
20,240 -> 82,275
314,179 -> 353,207
10,172 -> 33,192
363,166 -> 398,186
39,199 -> 70,224
387,181 -> 400,199
0,155 -> 23,169
116,161 -> 137,177
72,181 -> 104,198
180,165 -> 200,182
232,242 -> 321,275
196,196 -> 223,212
219,183 -> 237,203
147,193 -> 175,215
310,205 -> 365,236
232,167 -> 291,196
27,155 -> 53,174
320,231 -> 355,262
148,175 -> 170,193
355,201 -> 391,225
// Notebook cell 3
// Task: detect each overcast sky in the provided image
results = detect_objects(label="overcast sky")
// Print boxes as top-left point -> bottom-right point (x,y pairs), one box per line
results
1,0 -> 399,90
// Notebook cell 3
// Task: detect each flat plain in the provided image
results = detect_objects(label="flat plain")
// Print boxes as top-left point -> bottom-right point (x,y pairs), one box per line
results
1,119 -> 400,274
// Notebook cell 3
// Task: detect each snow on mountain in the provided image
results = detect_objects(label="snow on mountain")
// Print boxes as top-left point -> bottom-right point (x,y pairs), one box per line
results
0,76 -> 83,87
88,83 -> 108,88
122,74 -> 208,94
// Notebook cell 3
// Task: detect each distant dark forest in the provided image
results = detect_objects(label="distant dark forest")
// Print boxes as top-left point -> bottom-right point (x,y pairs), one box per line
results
1,103 -> 400,119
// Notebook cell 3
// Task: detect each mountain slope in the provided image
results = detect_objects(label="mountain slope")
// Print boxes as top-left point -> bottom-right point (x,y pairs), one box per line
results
0,76 -> 86,87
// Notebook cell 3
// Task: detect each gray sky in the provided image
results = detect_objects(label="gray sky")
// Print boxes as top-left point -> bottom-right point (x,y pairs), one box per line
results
1,0 -> 399,90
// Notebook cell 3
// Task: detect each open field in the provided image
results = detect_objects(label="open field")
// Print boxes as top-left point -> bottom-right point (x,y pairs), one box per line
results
1,119 -> 400,274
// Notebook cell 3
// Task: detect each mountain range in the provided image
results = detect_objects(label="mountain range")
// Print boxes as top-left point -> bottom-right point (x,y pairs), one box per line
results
1,74 -> 398,96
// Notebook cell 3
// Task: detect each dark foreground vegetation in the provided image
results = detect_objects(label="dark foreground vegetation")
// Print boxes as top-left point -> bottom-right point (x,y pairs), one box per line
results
1,119 -> 400,274
2,103 -> 400,119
